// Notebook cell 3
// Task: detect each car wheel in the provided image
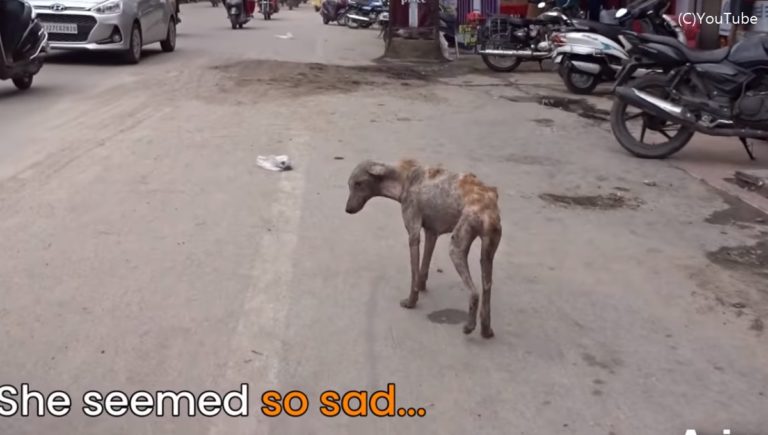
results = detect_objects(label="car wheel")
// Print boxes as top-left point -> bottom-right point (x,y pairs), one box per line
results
12,75 -> 33,90
160,18 -> 176,52
123,23 -> 142,64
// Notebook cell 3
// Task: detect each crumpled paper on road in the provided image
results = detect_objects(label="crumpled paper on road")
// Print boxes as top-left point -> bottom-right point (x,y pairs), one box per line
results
257,155 -> 293,171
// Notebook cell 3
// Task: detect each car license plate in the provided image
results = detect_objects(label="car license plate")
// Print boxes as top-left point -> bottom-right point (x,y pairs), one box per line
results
43,22 -> 78,34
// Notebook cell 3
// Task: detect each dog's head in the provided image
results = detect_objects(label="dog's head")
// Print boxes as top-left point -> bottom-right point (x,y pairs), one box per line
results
345,160 -> 392,214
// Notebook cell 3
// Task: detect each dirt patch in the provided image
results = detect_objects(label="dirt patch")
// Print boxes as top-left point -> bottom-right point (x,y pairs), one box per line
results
540,192 -> 643,210
705,189 -> 768,227
581,353 -> 622,374
504,153 -> 562,166
427,308 -> 467,325
532,118 -> 554,127
706,241 -> 768,278
502,95 -> 610,122
207,60 -> 433,100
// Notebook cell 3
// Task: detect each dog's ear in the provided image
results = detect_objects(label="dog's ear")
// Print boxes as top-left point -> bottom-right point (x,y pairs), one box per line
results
367,163 -> 391,178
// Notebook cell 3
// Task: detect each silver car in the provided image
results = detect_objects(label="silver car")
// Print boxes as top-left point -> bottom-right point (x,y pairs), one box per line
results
29,0 -> 177,63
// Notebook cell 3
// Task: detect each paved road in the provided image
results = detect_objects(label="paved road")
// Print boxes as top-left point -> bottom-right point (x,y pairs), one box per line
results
1,5 -> 768,435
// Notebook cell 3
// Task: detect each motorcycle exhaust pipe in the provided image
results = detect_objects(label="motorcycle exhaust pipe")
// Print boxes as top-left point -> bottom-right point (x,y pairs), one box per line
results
614,86 -> 697,125
615,87 -> 768,138
477,49 -> 551,59
346,14 -> 371,21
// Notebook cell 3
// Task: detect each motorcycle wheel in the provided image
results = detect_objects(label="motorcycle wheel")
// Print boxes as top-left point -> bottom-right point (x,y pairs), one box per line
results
323,14 -> 330,23
315,5 -> 320,11
562,64 -> 598,95
12,75 -> 33,91
481,53 -> 521,72
610,74 -> 695,159
231,17 -> 238,28
480,38 -> 522,73
337,13 -> 348,26
346,17 -> 359,28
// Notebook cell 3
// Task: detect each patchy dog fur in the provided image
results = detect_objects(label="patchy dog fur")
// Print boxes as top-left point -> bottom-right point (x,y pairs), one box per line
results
345,159 -> 502,338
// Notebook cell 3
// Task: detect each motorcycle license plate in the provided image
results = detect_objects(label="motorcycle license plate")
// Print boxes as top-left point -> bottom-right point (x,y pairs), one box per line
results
43,22 -> 78,34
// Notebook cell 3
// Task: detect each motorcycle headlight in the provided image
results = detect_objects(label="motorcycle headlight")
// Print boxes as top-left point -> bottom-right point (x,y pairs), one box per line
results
91,0 -> 122,14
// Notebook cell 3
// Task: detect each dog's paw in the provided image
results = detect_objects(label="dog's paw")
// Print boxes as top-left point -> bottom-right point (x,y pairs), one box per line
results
463,323 -> 476,335
481,327 -> 495,339
400,298 -> 417,309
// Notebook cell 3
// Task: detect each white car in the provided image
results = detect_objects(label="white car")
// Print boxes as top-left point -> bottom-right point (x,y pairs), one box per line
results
30,0 -> 177,63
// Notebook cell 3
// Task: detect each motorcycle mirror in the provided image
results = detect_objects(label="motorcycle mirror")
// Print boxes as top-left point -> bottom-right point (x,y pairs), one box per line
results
615,7 -> 627,18
537,1 -> 545,7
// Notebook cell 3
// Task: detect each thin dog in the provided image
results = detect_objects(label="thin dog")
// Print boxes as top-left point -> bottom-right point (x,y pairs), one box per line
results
345,159 -> 502,338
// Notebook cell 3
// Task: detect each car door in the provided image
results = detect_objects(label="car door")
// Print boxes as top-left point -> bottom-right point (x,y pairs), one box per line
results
148,0 -> 168,41
135,0 -> 157,42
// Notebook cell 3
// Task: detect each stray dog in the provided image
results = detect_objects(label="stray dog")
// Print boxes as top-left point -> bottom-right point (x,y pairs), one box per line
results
345,159 -> 502,338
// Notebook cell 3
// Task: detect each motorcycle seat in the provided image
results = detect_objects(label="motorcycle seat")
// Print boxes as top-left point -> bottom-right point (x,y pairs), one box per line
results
508,17 -> 533,26
637,33 -> 730,63
571,19 -> 624,42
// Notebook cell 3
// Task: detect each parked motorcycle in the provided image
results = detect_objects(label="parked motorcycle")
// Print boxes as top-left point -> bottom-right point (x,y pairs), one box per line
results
0,0 -> 48,91
476,0 -> 578,72
551,0 -> 686,94
345,0 -> 385,29
321,0 -> 348,24
610,30 -> 768,160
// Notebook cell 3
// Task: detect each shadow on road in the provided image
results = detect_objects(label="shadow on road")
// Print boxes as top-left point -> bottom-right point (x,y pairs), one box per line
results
45,49 -> 165,66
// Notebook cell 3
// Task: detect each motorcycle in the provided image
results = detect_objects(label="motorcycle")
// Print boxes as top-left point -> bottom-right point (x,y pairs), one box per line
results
476,0 -> 579,72
321,0 -> 348,24
551,0 -> 687,94
610,30 -> 768,160
226,0 -> 251,27
259,0 -> 279,19
345,0 -> 385,29
0,0 -> 48,91
287,0 -> 299,9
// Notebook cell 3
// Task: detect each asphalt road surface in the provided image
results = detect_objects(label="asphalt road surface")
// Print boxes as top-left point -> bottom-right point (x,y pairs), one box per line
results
1,4 -> 768,435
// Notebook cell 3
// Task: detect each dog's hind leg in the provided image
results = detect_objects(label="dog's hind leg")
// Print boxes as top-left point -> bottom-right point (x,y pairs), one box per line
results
479,226 -> 501,339
449,218 -> 480,334
417,229 -> 437,292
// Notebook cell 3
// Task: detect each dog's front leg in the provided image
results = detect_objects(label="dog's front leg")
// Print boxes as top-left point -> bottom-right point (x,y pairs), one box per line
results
400,204 -> 422,309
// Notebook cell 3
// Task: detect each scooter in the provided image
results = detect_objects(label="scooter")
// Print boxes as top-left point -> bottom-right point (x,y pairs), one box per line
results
0,0 -> 48,91
321,0 -> 348,24
551,0 -> 686,94
226,0 -> 250,28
